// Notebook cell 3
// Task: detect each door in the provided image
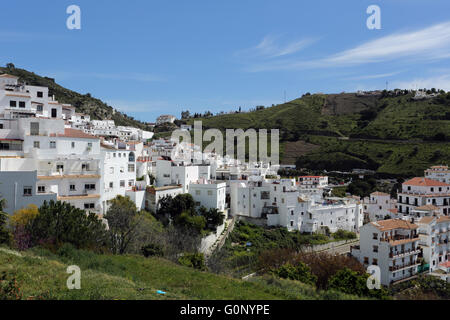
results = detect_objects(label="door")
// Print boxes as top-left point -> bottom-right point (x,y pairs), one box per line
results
51,108 -> 57,118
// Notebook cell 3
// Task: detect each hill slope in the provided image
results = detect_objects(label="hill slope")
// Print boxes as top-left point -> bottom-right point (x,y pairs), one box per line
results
0,247 -> 361,300
188,92 -> 450,176
0,65 -> 153,131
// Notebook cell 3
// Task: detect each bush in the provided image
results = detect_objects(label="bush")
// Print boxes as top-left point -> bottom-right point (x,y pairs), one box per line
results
333,230 -> 357,241
141,243 -> 164,257
274,262 -> 317,286
178,252 -> 206,271
29,200 -> 108,251
0,271 -> 22,300
328,268 -> 390,299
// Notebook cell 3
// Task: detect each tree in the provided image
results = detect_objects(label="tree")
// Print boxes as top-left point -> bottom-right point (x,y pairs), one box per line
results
199,207 -> 225,231
105,195 -> 140,254
5,63 -> 15,70
275,262 -> 317,286
29,200 -> 108,250
10,204 -> 39,250
328,267 -> 390,299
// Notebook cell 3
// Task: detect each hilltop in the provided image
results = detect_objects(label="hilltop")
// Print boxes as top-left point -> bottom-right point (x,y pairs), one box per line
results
0,246 -> 361,300
0,65 -> 154,131
187,92 -> 450,176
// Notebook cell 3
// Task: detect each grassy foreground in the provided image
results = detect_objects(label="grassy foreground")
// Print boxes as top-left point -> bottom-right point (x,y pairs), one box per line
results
0,246 -> 362,300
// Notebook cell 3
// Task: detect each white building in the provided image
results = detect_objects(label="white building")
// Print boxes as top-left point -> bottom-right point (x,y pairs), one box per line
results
363,191 -> 397,222
145,185 -> 183,213
417,215 -> 450,272
189,180 -> 226,211
231,177 -> 363,233
156,114 -> 176,125
397,177 -> 450,216
351,219 -> 420,286
425,165 -> 450,184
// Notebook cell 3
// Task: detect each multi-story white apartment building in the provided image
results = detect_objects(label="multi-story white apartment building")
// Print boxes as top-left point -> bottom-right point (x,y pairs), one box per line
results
99,140 -> 137,214
397,177 -> 450,216
155,159 -> 201,193
231,177 -> 363,233
425,165 -> 450,184
417,215 -> 450,272
363,191 -> 397,222
351,219 -> 421,286
189,180 -> 227,211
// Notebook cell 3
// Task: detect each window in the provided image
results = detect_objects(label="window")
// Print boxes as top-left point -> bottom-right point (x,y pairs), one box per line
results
56,164 -> 64,171
290,221 -> 294,227
0,124 -> 2,129
128,180 -> 134,187
372,258 -> 378,266
363,257 -> 369,264
37,186 -> 45,194
84,203 -> 95,209
109,182 -> 114,188
19,101 -> 25,108
70,184 -> 76,191
23,186 -> 32,196
373,233 -> 378,240
207,190 -> 213,196
120,180 -> 125,188
109,167 -> 114,174
118,153 -> 121,158
71,142 -> 75,148
51,108 -> 57,118
128,164 -> 135,172
33,141 -> 40,148
195,190 -> 201,195
113,153 -> 116,157
120,167 -> 124,173
37,91 -> 43,98
50,141 -> 56,149
9,100 -> 16,107
82,163 -> 89,171
85,184 -> 96,190
373,245 -> 379,253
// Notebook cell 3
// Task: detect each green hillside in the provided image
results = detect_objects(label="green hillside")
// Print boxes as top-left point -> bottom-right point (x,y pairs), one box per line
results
0,247 -> 360,300
187,92 -> 450,176
0,64 -> 153,131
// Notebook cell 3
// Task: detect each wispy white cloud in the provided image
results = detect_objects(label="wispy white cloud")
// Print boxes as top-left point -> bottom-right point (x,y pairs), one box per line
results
343,71 -> 404,81
248,21 -> 450,72
237,34 -> 316,59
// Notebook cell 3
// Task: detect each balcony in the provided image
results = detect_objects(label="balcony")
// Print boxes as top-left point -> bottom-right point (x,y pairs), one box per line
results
389,261 -> 420,272
381,234 -> 419,243
389,248 -> 421,258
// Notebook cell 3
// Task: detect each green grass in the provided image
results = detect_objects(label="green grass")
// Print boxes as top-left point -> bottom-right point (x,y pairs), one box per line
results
0,246 -> 361,300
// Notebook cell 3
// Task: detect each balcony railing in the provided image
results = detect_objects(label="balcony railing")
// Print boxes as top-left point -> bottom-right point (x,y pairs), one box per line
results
389,261 -> 420,272
389,248 -> 421,258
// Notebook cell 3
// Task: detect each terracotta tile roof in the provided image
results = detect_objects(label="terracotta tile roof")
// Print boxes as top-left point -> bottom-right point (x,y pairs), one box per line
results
371,191 -> 390,196
418,216 -> 435,225
437,216 -> 450,224
388,208 -> 398,214
371,219 -> 418,231
50,128 -> 98,140
440,261 -> 450,268
415,204 -> 440,211
403,177 -> 450,187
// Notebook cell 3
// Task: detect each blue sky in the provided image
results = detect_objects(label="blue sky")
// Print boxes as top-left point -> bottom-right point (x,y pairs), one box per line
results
1,0 -> 450,122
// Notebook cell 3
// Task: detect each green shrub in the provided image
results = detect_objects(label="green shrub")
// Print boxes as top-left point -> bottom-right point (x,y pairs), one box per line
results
274,262 -> 317,286
141,243 -> 164,257
178,252 -> 206,271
